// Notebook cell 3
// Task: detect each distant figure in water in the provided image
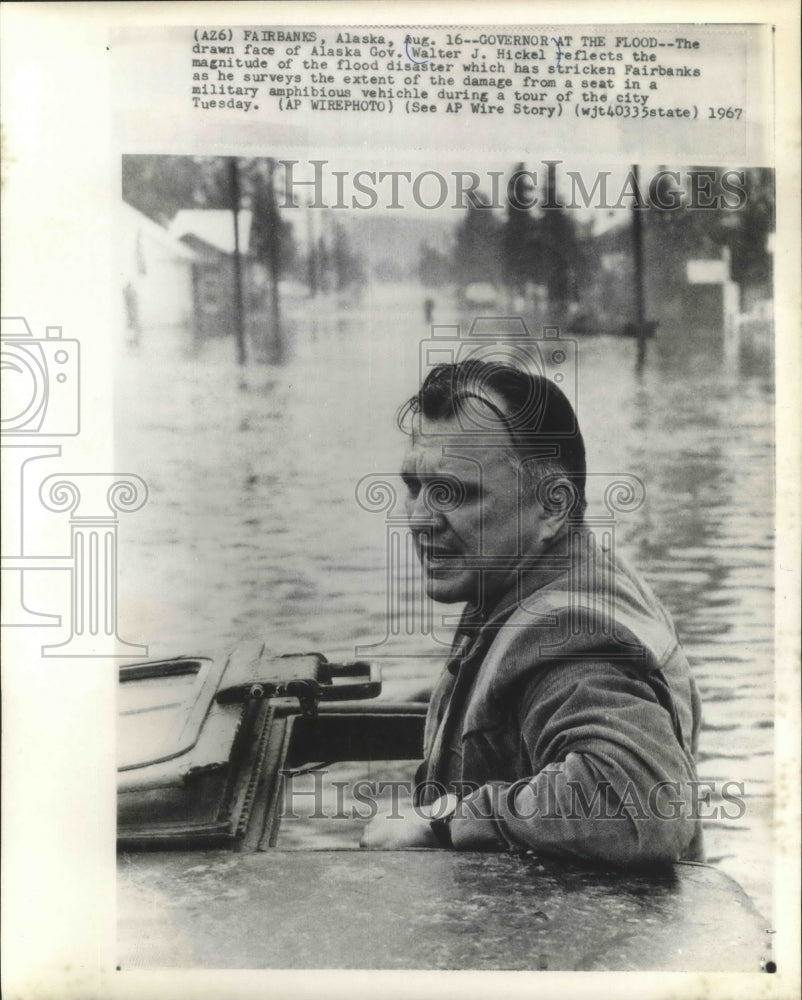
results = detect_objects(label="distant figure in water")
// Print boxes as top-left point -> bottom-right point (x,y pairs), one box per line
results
123,282 -> 141,346
423,297 -> 435,324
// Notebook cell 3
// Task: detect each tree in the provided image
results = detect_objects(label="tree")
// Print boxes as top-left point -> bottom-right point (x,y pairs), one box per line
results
534,161 -> 583,318
453,192 -> 502,290
248,159 -> 296,279
121,155 -> 230,222
502,163 -> 537,296
724,168 -> 774,290
642,167 -> 775,314
418,241 -> 451,287
331,220 -> 365,291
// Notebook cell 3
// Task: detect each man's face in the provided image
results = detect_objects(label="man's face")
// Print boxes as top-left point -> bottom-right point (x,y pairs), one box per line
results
400,413 -> 550,605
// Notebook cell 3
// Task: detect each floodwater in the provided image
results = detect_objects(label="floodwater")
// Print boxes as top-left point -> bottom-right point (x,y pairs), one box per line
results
116,283 -> 774,919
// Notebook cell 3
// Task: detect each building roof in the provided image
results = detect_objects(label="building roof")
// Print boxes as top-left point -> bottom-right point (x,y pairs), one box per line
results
169,210 -> 253,256
121,202 -> 198,261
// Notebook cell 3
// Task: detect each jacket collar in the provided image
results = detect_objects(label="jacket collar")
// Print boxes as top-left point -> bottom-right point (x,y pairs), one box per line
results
448,523 -> 590,673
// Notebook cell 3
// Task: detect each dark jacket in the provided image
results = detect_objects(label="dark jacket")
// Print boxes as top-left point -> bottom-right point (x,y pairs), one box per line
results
418,525 -> 704,867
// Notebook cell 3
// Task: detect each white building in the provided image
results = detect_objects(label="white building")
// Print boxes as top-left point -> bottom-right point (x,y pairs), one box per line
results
120,203 -> 199,346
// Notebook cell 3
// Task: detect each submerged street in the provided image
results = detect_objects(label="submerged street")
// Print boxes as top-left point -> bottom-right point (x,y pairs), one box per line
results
116,281 -> 774,918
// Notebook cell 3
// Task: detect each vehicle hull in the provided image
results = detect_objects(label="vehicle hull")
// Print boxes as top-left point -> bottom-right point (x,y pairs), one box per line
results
118,849 -> 769,971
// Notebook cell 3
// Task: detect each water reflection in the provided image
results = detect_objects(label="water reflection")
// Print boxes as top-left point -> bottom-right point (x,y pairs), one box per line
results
116,285 -> 773,917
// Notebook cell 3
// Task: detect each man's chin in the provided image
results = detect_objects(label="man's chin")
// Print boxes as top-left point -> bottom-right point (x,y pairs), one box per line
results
422,570 -> 477,605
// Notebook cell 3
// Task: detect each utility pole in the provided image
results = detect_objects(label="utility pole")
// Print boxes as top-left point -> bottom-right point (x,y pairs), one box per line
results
631,164 -> 647,371
228,156 -> 246,366
265,158 -> 283,362
306,194 -> 318,296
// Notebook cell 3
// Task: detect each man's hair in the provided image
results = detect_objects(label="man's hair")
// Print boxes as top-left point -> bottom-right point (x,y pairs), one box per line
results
399,359 -> 587,518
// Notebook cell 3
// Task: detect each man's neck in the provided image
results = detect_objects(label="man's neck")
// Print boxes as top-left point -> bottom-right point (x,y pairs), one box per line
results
462,521 -> 587,629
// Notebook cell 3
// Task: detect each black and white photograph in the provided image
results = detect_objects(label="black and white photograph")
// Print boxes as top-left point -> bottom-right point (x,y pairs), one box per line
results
1,4 -> 800,998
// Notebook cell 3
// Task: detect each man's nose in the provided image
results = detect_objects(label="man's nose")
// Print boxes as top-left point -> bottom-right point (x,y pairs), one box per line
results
405,487 -> 447,527
405,490 -> 433,524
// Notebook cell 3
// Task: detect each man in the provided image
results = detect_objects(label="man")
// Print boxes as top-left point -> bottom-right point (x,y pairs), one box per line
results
362,359 -> 703,866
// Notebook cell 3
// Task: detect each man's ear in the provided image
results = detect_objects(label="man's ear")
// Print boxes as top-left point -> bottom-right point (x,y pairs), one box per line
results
535,476 -> 581,540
